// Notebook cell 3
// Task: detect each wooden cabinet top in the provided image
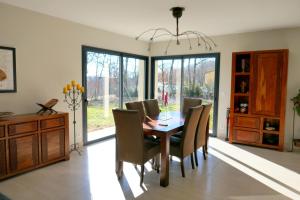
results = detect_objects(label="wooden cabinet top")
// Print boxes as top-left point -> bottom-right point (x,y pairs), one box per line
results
0,112 -> 68,125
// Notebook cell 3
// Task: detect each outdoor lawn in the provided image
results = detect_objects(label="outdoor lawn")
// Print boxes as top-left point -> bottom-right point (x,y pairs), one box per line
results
87,100 -> 214,133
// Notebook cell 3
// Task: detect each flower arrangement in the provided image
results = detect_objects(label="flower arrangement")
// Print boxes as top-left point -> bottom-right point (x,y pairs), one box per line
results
291,89 -> 300,116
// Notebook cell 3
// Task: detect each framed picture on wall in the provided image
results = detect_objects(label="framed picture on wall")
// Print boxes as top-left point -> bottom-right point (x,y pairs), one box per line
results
0,46 -> 16,93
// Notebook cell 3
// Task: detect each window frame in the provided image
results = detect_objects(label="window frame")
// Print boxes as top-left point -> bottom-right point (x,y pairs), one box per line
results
82,45 -> 149,145
150,53 -> 220,137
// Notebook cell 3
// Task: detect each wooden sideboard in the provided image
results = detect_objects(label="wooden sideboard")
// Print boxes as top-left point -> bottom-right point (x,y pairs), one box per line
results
229,49 -> 288,151
0,112 -> 69,180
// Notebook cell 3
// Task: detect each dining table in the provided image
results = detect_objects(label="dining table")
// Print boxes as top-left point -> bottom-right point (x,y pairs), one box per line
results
143,111 -> 185,187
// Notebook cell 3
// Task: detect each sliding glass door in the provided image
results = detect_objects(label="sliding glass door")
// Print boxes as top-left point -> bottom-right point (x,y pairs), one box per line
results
151,53 -> 220,136
82,46 -> 148,144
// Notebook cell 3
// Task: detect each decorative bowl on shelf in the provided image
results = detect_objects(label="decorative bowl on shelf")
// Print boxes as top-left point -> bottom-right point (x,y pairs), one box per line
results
265,127 -> 276,131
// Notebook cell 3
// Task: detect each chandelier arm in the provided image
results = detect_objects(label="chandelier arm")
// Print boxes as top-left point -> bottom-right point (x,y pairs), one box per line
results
193,31 -> 217,48
152,33 -> 174,40
136,28 -> 175,40
183,32 -> 193,50
190,31 -> 211,50
181,31 -> 202,47
135,28 -> 159,40
164,36 -> 174,55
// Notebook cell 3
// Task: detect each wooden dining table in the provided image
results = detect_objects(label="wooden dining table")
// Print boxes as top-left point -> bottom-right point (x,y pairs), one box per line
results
143,111 -> 185,187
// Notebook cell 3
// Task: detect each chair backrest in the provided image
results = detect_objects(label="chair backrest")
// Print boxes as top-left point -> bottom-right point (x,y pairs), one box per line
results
181,105 -> 203,157
112,109 -> 144,164
125,101 -> 146,123
143,99 -> 160,117
182,98 -> 202,115
195,104 -> 212,149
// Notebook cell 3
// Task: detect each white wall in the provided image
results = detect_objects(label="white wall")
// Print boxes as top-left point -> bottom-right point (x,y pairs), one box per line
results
0,3 -> 148,145
150,28 -> 300,150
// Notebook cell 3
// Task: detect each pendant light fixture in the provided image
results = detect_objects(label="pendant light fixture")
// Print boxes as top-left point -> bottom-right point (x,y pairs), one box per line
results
136,7 -> 217,54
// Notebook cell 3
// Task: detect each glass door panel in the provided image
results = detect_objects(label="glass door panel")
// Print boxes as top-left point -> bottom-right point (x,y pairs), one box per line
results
86,51 -> 120,142
154,59 -> 182,111
122,57 -> 145,106
183,57 -> 217,133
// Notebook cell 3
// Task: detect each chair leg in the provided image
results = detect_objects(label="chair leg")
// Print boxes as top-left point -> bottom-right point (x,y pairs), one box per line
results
194,150 -> 199,167
116,160 -> 123,179
190,154 -> 195,169
180,158 -> 185,177
140,165 -> 145,185
202,146 -> 206,160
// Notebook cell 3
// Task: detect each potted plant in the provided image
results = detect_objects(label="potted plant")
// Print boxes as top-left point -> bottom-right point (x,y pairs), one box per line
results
291,89 -> 300,116
291,89 -> 300,150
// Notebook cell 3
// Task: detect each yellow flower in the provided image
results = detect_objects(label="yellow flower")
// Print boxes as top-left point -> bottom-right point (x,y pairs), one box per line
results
67,84 -> 71,90
63,87 -> 68,94
80,87 -> 85,93
71,80 -> 76,86
76,83 -> 81,90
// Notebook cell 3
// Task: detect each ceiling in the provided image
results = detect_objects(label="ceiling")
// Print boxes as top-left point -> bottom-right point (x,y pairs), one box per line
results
1,0 -> 300,40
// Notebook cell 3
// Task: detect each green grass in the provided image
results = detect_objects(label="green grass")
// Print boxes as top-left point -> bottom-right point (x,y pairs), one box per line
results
87,100 -> 214,133
87,104 -> 118,132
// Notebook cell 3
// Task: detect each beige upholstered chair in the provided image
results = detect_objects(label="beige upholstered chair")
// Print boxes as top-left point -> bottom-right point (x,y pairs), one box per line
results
194,104 -> 212,166
125,101 -> 146,123
170,105 -> 203,177
182,97 -> 202,115
113,109 -> 161,185
143,99 -> 160,117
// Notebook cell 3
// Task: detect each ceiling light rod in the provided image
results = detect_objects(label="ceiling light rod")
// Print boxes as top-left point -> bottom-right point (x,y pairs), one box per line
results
136,6 -> 217,54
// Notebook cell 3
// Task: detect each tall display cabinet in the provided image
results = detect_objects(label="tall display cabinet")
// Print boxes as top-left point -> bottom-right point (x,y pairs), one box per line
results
229,49 -> 288,151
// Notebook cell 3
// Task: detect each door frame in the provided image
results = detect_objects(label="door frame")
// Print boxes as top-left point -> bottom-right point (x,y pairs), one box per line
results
82,45 -> 149,145
150,53 -> 220,137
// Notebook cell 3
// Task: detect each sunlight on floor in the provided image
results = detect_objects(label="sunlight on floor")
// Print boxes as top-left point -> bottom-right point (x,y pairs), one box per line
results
87,141 -> 126,200
209,139 -> 300,200
86,139 -> 150,199
123,164 -> 148,198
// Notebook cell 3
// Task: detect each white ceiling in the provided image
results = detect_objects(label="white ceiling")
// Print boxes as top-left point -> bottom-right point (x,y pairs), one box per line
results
1,0 -> 300,39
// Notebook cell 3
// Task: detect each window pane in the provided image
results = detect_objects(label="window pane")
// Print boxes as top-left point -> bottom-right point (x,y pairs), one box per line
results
86,52 -> 120,141
183,57 -> 216,133
123,57 -> 145,105
154,59 -> 182,111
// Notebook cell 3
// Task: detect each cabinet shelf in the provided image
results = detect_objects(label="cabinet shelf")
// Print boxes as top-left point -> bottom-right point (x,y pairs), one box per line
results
234,93 -> 249,96
235,72 -> 250,76
262,130 -> 279,135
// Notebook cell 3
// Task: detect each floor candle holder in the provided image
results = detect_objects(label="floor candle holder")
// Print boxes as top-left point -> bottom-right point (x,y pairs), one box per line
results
63,80 -> 85,155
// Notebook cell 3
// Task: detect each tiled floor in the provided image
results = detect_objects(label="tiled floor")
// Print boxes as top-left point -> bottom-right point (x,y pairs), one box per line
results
0,138 -> 299,200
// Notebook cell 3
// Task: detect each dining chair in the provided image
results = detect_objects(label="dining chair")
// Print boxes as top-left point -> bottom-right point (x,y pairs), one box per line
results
125,101 -> 146,123
169,105 -> 203,177
182,97 -> 202,115
113,109 -> 161,185
194,104 -> 212,166
125,101 -> 160,170
143,99 -> 160,117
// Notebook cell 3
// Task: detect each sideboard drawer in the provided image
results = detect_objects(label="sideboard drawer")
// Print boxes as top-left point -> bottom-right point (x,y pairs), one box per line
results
41,117 -> 65,130
0,126 -> 4,138
234,116 -> 260,129
233,129 -> 260,143
8,121 -> 38,136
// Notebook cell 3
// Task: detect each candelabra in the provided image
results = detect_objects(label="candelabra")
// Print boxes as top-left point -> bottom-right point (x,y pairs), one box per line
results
63,80 -> 85,155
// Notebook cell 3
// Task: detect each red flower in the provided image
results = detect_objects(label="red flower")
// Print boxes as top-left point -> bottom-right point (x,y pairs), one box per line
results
164,92 -> 168,106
